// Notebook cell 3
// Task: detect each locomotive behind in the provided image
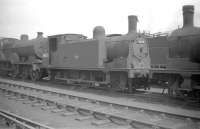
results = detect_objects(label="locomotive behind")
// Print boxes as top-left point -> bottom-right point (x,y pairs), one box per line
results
0,32 -> 49,80
149,5 -> 200,98
0,37 -> 18,75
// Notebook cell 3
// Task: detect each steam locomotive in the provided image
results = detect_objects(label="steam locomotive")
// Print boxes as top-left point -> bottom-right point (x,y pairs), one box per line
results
0,32 -> 48,80
149,5 -> 200,98
0,5 -> 199,98
0,15 -> 151,92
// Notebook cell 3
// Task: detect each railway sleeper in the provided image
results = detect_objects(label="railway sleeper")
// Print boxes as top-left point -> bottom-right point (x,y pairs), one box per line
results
61,111 -> 78,117
16,98 -> 28,101
91,119 -> 111,126
41,105 -> 57,111
51,108 -> 66,113
75,115 -> 93,121
32,103 -> 46,107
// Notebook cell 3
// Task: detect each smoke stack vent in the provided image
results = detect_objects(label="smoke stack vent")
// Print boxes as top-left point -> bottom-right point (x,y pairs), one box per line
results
37,32 -> 43,38
183,5 -> 194,27
128,15 -> 138,33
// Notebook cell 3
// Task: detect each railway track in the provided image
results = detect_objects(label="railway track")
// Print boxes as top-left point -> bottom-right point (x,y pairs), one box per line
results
0,109 -> 53,129
6,76 -> 199,109
0,78 -> 200,129
3,75 -> 200,109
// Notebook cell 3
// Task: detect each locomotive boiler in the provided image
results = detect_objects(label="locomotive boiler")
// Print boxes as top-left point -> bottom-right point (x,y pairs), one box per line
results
48,15 -> 151,92
11,32 -> 48,63
106,16 -> 150,70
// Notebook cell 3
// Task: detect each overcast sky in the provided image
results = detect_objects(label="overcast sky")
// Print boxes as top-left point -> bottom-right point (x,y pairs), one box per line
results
0,0 -> 200,39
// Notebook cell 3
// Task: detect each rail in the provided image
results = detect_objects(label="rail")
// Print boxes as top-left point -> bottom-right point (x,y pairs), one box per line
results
0,108 -> 54,129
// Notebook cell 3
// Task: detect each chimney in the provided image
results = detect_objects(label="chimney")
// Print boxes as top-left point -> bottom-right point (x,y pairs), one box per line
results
37,32 -> 43,38
128,15 -> 138,33
20,34 -> 29,40
183,5 -> 194,27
